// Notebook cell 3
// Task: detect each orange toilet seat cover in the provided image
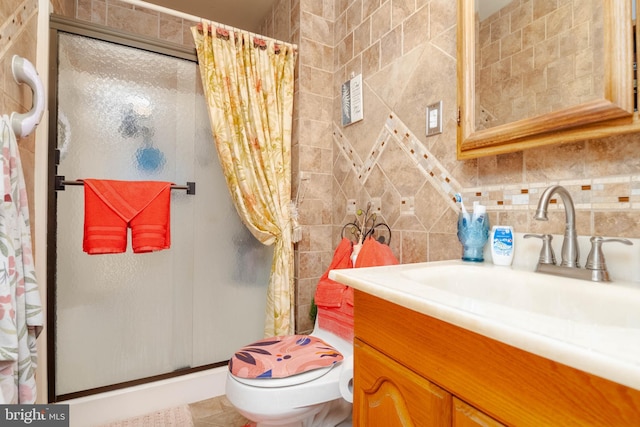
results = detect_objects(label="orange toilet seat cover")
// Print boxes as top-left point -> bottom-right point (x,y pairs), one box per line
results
229,335 -> 343,379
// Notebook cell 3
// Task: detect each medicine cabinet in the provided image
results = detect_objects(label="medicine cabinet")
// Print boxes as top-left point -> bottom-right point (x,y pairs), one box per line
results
457,0 -> 638,159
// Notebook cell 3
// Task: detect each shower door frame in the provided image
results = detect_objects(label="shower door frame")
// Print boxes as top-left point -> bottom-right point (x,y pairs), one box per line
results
46,15 -> 227,403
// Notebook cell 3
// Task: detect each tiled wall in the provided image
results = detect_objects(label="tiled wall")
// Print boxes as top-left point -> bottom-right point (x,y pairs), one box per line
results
76,0 -> 196,47
327,0 -> 640,326
476,0 -> 603,129
332,0 -> 461,268
264,0 -> 640,334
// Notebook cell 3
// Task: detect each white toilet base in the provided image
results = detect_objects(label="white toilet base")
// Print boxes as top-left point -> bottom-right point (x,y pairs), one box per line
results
247,398 -> 351,427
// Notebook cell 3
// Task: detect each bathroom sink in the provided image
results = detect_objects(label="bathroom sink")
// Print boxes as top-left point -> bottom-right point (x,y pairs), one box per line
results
329,260 -> 640,390
400,263 -> 640,327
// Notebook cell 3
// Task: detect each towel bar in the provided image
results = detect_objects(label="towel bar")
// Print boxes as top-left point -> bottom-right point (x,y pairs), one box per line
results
55,176 -> 196,195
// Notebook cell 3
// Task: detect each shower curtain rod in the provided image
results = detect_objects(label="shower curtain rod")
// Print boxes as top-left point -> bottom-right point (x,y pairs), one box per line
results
119,0 -> 298,50
55,176 -> 196,195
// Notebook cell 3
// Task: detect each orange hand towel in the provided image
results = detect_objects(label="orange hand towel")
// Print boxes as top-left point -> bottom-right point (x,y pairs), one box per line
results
346,238 -> 398,307
314,238 -> 353,308
83,179 -> 173,255
354,237 -> 400,268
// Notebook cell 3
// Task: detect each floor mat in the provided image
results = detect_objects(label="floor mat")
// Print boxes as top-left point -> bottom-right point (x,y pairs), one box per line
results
98,404 -> 194,427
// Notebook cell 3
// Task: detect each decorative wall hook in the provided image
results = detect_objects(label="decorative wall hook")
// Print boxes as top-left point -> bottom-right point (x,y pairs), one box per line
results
10,55 -> 45,138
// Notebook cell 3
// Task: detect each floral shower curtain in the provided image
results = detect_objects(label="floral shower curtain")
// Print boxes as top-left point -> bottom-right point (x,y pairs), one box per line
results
192,22 -> 297,336
0,117 -> 43,403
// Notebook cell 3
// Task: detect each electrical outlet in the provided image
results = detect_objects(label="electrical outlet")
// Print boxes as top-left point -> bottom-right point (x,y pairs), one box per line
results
370,197 -> 381,214
346,199 -> 357,215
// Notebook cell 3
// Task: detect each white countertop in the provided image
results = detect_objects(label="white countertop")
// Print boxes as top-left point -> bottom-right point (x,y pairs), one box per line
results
329,260 -> 640,391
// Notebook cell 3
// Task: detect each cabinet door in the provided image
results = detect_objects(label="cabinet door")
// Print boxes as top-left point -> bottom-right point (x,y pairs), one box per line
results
453,398 -> 506,427
354,339 -> 452,427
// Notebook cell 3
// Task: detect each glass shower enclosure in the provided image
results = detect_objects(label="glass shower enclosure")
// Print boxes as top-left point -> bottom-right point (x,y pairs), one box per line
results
49,19 -> 272,399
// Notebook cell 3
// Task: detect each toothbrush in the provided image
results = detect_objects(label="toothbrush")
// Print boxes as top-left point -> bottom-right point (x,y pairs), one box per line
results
455,193 -> 471,224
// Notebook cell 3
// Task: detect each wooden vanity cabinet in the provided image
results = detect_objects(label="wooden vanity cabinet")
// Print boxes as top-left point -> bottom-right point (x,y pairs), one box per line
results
355,339 -> 507,427
355,337 -> 452,426
452,399 -> 505,427
353,290 -> 640,427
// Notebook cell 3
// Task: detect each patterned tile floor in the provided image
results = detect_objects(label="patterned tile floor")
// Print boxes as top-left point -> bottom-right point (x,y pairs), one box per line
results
188,395 -> 353,427
188,396 -> 250,427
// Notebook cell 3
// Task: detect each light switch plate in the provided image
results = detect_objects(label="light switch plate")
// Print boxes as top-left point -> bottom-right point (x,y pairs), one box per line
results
426,101 -> 443,136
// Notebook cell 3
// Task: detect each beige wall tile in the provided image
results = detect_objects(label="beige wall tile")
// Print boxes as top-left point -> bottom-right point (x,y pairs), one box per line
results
301,0 -> 323,17
353,18 -> 370,55
546,4 -> 572,38
402,5 -> 428,55
429,232 -> 461,261
336,31 -> 353,67
302,11 -> 333,42
428,0 -> 456,39
370,1 -> 391,42
300,64 -> 333,96
379,24 -> 401,68
361,41 -> 380,77
106,4 -> 159,39
300,38 -> 329,70
532,0 -> 557,20
346,0 -> 362,34
159,15 -> 184,44
362,0 -> 380,19
391,0 -> 414,29
510,1 -> 532,32
400,230 -> 426,263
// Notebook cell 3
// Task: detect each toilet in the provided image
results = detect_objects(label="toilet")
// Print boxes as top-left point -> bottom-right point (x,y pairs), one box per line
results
225,237 -> 397,427
225,316 -> 354,427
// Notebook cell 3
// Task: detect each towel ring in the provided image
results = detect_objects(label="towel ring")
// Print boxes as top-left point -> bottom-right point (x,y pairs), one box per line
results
10,55 -> 45,138
341,222 -> 391,246
341,222 -> 361,244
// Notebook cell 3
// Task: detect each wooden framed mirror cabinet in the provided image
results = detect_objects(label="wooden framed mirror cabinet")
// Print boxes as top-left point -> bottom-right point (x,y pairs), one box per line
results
457,0 -> 638,159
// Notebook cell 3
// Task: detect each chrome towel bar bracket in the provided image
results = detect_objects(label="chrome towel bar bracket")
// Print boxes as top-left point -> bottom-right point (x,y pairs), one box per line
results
54,176 -> 196,195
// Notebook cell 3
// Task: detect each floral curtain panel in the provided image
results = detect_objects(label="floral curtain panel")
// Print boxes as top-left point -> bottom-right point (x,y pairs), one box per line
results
192,22 -> 297,336
0,117 -> 43,403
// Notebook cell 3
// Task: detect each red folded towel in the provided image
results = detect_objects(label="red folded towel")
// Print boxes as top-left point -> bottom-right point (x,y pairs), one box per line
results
83,179 -> 173,254
317,307 -> 354,342
314,238 -> 353,308
315,236 -> 399,342
354,237 -> 399,268
344,287 -> 354,307
314,282 -> 347,308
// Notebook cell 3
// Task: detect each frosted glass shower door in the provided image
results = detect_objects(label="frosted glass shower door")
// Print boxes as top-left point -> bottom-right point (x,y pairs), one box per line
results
54,32 -> 272,397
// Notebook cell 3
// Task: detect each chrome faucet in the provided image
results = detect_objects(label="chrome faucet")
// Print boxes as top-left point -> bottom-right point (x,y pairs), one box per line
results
530,185 -> 633,282
534,185 -> 579,267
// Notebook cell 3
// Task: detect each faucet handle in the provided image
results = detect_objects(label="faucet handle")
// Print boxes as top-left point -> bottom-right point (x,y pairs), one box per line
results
524,234 -> 556,265
586,236 -> 633,272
